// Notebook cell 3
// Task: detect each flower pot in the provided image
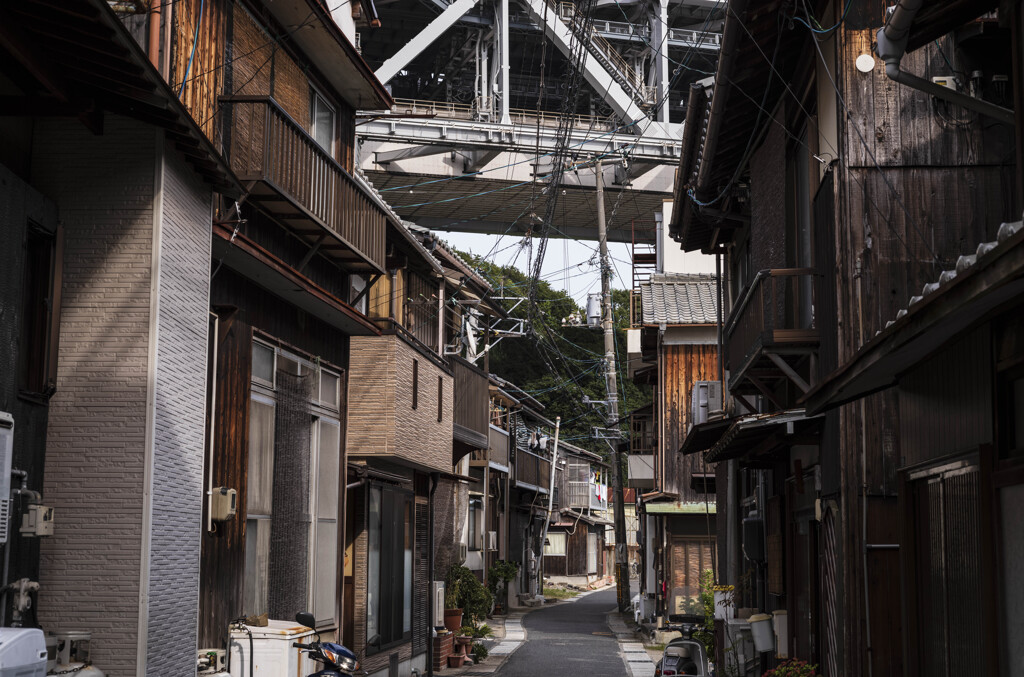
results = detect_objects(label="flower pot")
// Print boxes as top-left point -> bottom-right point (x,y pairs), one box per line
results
443,609 -> 464,634
454,635 -> 472,655
447,654 -> 465,668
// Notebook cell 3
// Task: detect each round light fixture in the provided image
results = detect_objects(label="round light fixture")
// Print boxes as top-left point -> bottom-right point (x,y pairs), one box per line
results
855,54 -> 876,73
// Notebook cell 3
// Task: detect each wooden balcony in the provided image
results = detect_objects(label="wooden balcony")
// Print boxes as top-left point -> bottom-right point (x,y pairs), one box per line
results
453,357 -> 490,453
224,96 -> 386,273
471,425 -> 510,469
726,268 -> 819,404
514,448 -> 551,492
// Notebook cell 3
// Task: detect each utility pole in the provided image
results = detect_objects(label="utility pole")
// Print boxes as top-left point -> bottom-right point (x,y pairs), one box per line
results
596,158 -> 631,613
537,416 -> 561,592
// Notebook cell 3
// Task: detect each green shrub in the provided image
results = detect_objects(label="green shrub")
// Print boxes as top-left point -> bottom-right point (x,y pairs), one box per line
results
446,564 -> 493,624
471,642 -> 489,663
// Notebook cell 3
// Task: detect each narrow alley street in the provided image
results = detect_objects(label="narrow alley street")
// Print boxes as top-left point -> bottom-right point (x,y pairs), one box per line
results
487,589 -> 644,677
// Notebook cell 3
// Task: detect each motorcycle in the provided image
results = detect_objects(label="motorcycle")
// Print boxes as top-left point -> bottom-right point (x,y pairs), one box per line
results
653,615 -> 710,677
293,611 -> 364,677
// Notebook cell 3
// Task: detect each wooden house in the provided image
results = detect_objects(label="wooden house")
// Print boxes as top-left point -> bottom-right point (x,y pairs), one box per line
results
0,1 -> 238,674
671,0 -> 1020,674
627,271 -> 719,622
542,441 -> 610,587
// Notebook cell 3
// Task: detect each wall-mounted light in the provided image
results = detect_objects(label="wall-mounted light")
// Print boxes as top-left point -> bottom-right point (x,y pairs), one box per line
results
855,54 -> 876,73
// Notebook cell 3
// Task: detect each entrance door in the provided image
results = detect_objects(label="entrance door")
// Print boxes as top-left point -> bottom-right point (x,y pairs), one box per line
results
587,533 -> 598,574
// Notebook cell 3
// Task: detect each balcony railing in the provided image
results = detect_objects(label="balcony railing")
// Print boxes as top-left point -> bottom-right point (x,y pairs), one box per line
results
224,96 -> 386,271
567,481 -> 608,511
515,448 -> 551,491
725,268 -> 818,393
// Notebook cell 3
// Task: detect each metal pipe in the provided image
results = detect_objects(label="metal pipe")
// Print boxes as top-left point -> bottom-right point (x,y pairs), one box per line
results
855,258 -> 873,677
536,417 -> 561,591
427,472 -> 439,677
876,7 -> 1014,125
207,312 -> 218,533
148,0 -> 161,70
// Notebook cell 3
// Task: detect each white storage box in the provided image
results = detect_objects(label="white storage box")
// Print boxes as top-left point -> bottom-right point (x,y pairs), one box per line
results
0,628 -> 47,677
229,621 -> 318,677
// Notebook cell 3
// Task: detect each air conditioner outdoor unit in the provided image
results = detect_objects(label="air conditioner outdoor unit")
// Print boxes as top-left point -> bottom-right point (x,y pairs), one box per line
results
458,542 -> 468,562
488,531 -> 498,550
690,381 -> 722,427
431,581 -> 445,626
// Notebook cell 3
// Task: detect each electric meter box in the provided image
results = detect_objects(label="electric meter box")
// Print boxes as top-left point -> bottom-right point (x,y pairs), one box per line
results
0,628 -> 48,677
20,505 -> 54,537
210,487 -> 237,521
228,621 -> 317,677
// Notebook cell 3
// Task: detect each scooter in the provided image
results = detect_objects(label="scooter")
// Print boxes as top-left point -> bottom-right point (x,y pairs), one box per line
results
653,615 -> 710,677
293,611 -> 363,677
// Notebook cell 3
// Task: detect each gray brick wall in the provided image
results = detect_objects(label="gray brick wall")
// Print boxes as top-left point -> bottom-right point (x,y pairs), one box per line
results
34,117 -> 158,677
145,142 -> 212,675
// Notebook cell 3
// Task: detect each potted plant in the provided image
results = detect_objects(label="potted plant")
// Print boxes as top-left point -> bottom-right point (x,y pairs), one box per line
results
471,642 -> 489,664
446,564 -> 494,627
447,653 -> 465,668
486,560 -> 519,615
454,631 -> 473,655
443,572 -> 464,633
763,659 -> 819,677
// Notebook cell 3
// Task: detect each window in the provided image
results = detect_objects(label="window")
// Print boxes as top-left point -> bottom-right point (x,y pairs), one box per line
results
468,498 -> 482,551
437,376 -> 444,422
411,359 -> 419,410
19,222 -> 62,397
543,532 -> 566,556
244,340 -> 343,627
366,485 -> 413,649
349,274 -> 368,315
311,90 -> 335,154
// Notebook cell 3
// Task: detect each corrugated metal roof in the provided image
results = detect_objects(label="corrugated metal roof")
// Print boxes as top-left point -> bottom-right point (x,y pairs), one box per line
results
640,273 -> 719,325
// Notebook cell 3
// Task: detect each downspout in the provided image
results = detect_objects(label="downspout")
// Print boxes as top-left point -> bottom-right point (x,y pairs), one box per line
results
855,258 -> 873,677
876,1 -> 1014,124
148,0 -> 161,70
428,472 -> 440,677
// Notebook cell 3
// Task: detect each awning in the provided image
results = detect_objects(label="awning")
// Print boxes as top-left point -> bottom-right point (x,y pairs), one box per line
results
705,409 -> 821,465
558,509 -> 613,526
679,417 -> 732,456
804,223 -> 1024,415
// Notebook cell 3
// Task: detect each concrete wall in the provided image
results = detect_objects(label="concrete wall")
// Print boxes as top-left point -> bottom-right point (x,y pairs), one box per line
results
32,118 -> 211,677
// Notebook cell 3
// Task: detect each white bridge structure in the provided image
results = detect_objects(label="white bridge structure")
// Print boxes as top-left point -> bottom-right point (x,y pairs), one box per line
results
350,0 -> 721,242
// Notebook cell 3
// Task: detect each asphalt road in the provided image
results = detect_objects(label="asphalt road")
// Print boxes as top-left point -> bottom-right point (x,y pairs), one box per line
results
493,588 -> 625,677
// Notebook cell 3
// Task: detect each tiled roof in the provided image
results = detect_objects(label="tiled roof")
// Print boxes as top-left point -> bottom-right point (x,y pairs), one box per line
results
640,273 -> 719,325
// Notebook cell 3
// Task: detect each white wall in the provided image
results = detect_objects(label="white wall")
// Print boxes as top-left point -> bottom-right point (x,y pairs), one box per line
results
658,200 -> 717,275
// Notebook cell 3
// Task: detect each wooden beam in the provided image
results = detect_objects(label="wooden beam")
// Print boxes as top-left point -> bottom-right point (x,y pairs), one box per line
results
747,374 -> 786,411
767,352 -> 811,393
296,232 -> 328,273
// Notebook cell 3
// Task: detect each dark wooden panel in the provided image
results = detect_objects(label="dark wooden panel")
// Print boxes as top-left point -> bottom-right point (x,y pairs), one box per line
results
452,357 -> 489,438
899,326 -> 993,467
199,314 -> 252,647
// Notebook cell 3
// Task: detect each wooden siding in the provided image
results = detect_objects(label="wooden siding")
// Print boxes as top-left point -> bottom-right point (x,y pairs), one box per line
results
899,327 -> 993,467
198,314 -> 252,647
668,535 -> 714,615
173,0 -> 226,142
347,335 -> 453,472
658,343 -> 718,500
542,525 -> 603,577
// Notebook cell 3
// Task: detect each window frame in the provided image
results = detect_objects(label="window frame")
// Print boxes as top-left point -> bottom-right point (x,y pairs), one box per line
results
18,221 -> 63,400
365,483 -> 415,652
310,87 -> 337,156
544,531 -> 567,556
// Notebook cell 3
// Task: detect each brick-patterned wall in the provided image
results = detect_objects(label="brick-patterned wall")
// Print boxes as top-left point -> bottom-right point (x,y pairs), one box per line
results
33,118 -> 158,677
145,143 -> 212,675
347,335 -> 453,472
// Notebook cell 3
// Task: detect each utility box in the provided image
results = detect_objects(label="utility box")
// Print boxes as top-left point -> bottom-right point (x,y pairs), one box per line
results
210,487 -> 237,521
0,628 -> 48,677
228,621 -> 317,677
20,506 -> 54,537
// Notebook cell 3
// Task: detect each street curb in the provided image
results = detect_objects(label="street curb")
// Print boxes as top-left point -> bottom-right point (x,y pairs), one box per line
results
608,612 -> 656,677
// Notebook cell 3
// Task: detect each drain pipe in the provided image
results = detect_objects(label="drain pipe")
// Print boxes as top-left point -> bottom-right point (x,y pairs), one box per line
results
876,0 -> 1014,124
427,472 -> 440,677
